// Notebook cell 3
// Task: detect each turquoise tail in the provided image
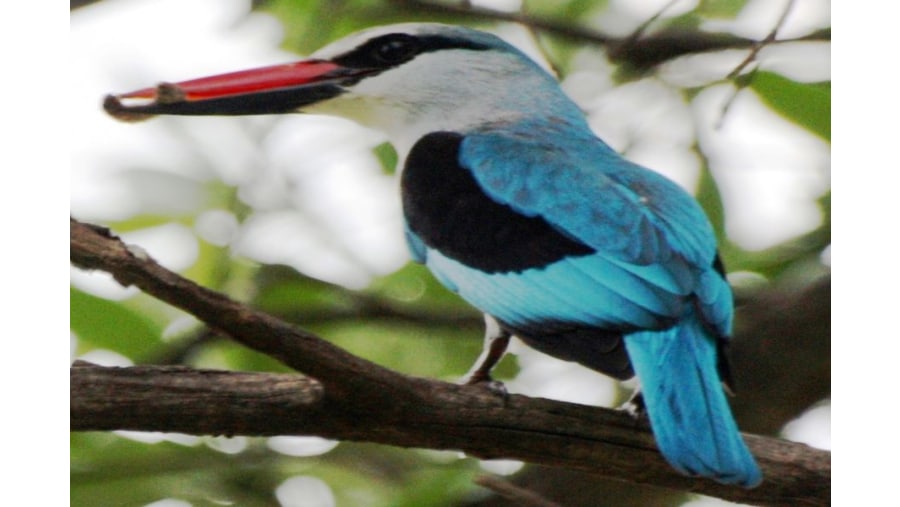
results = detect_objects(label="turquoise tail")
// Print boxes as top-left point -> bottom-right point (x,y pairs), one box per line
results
624,308 -> 762,487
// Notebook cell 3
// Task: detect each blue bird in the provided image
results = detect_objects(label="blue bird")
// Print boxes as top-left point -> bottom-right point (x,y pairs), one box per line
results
105,23 -> 762,487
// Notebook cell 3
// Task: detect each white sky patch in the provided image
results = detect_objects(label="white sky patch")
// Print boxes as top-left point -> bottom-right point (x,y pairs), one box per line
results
113,431 -> 201,446
194,209 -> 241,247
681,495 -> 748,507
781,401 -> 831,450
119,223 -> 200,272
276,476 -> 336,507
592,0 -> 699,36
268,436 -> 339,457
583,77 -> 701,192
703,0 -> 831,40
693,84 -> 829,251
505,338 -> 619,407
77,349 -> 134,367
144,499 -> 192,507
71,266 -> 139,300
161,314 -> 202,342
205,436 -> 249,455
479,459 -> 525,475
472,0 -> 522,13
612,0 -> 699,19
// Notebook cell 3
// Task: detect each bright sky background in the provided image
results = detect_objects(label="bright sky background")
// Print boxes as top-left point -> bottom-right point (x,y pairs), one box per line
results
63,0 -> 837,504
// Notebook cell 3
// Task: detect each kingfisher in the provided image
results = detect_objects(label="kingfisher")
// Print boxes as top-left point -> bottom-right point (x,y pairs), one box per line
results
104,23 -> 762,487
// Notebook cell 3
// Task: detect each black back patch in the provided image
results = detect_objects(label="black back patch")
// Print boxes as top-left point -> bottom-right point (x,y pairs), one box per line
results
506,321 -> 633,380
401,132 -> 595,273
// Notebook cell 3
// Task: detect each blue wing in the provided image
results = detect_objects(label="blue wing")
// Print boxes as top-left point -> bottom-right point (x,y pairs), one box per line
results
458,120 -> 730,335
401,123 -> 732,340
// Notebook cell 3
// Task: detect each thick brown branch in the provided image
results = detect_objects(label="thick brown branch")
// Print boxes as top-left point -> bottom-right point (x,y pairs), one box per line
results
70,219 -> 413,402
70,361 -> 325,435
69,218 -> 829,506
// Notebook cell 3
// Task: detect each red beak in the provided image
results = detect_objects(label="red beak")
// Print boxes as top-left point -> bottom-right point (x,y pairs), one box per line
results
104,59 -> 373,122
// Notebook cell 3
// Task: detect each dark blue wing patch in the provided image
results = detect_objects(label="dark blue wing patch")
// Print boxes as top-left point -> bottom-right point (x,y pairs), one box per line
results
401,131 -> 594,274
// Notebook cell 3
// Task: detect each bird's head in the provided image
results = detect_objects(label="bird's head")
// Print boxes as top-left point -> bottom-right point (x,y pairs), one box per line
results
105,23 -> 585,153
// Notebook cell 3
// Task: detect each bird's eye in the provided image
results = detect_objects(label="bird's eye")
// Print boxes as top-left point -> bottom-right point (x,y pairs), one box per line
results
371,35 -> 419,64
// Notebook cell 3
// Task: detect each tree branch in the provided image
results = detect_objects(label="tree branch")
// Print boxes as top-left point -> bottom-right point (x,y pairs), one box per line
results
70,218 -> 829,506
385,0 -> 830,70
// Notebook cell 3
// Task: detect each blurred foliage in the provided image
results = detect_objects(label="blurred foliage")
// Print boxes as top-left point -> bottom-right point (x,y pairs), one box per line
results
697,0 -> 747,18
750,71 -> 831,140
71,288 -> 166,362
72,0 -> 830,506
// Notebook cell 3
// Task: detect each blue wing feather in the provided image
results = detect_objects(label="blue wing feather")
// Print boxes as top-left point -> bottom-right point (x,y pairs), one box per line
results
461,124 -> 717,272
559,256 -> 684,317
425,248 -> 663,329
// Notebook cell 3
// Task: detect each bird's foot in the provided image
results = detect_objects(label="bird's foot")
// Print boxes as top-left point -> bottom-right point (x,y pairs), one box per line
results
618,390 -> 646,420
464,373 -> 509,404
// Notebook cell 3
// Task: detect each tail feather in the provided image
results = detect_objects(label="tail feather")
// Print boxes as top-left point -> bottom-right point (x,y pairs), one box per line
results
624,308 -> 762,487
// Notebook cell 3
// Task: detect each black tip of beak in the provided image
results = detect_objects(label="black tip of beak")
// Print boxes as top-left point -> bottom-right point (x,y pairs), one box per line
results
103,94 -> 155,123
103,82 -> 192,122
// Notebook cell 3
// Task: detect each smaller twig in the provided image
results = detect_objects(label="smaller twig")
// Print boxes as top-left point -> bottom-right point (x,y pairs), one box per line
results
621,0 -> 681,48
714,66 -> 760,131
717,0 -> 798,129
518,5 -> 564,79
475,474 -> 562,507
726,0 -> 797,79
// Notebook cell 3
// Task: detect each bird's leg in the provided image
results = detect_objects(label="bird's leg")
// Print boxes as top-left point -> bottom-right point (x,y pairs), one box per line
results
464,315 -> 511,391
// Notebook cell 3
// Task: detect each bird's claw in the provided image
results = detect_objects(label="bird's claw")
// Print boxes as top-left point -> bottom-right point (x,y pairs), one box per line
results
619,391 -> 646,420
464,375 -> 510,404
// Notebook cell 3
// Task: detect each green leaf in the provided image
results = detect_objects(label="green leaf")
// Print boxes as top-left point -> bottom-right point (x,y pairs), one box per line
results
70,288 -> 164,361
373,142 -> 399,174
391,459 -> 481,507
109,214 -> 187,233
750,71 -> 831,141
694,148 -> 727,244
254,265 -> 360,315
316,320 -> 485,379
190,339 -> 293,373
259,0 -> 425,56
663,12 -> 704,31
697,0 -> 746,18
524,0 -> 608,20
